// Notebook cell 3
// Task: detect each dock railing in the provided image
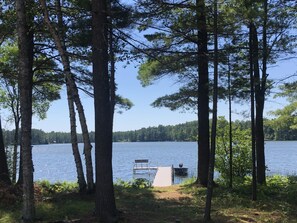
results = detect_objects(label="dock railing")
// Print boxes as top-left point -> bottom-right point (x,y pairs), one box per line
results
133,159 -> 159,173
133,159 -> 150,173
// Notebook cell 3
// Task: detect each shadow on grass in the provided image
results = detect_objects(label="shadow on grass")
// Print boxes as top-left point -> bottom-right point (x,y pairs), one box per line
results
179,176 -> 297,223
115,184 -> 199,223
1,177 -> 297,223
115,183 -> 248,223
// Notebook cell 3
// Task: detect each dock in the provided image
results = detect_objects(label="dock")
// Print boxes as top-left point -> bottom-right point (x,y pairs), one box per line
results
152,166 -> 174,187
133,159 -> 158,173
133,159 -> 174,187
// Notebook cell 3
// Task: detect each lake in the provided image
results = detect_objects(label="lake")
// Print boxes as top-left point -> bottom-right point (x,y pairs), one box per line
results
32,141 -> 297,183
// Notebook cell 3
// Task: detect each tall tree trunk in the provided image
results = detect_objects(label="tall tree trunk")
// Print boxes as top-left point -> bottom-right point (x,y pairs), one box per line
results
10,85 -> 21,184
40,0 -> 94,191
249,22 -> 257,201
108,2 -> 116,124
196,0 -> 210,187
16,0 -> 35,220
66,84 -> 87,192
255,0 -> 268,185
204,0 -> 218,219
92,0 -> 118,221
12,121 -> 19,184
228,58 -> 233,189
68,76 -> 94,192
0,118 -> 11,185
251,22 -> 266,185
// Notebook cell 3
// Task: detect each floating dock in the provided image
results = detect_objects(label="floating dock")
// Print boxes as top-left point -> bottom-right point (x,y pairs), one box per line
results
133,159 -> 158,173
152,166 -> 174,187
133,159 -> 174,187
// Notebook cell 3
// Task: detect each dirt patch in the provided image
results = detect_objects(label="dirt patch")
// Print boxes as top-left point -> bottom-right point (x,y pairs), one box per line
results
153,185 -> 192,201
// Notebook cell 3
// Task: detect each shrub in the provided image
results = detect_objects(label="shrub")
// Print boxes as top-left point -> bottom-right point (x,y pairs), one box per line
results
115,178 -> 151,189
35,180 -> 78,195
215,117 -> 252,184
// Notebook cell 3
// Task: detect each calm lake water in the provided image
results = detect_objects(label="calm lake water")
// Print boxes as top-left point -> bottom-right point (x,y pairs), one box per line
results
32,141 -> 297,183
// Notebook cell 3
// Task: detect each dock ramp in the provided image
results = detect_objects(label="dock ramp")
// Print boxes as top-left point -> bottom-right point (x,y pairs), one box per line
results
152,166 -> 173,187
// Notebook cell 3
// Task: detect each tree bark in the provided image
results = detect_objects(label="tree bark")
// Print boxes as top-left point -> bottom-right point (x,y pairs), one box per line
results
92,0 -> 118,221
204,0 -> 218,219
251,22 -> 266,185
12,119 -> 20,183
255,0 -> 268,185
249,22 -> 257,201
196,0 -> 210,187
228,58 -> 233,189
9,84 -> 20,184
0,118 -> 11,185
17,146 -> 23,185
16,0 -> 35,221
67,75 -> 94,192
40,0 -> 94,191
108,2 -> 116,124
66,83 -> 87,192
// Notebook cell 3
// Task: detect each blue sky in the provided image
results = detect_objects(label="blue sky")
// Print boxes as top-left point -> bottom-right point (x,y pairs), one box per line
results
25,58 -> 296,133
0,56 -> 295,133
30,61 -> 199,132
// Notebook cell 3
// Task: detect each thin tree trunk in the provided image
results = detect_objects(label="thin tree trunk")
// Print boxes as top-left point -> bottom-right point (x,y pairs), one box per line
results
67,84 -> 87,192
68,75 -> 94,192
17,145 -> 23,185
55,0 -> 94,192
109,3 -> 116,124
40,0 -> 94,191
0,118 -> 11,185
255,0 -> 268,185
196,0 -> 210,187
92,0 -> 118,221
204,0 -> 218,220
228,58 -> 233,189
249,22 -> 257,201
10,84 -> 21,184
12,119 -> 20,183
16,0 -> 35,220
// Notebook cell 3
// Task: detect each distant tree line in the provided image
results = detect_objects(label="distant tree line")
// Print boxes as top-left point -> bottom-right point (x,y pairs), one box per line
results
2,118 -> 297,146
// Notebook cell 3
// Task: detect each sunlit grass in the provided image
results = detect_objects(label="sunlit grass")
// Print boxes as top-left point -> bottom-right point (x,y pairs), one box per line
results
0,212 -> 18,223
1,176 -> 297,222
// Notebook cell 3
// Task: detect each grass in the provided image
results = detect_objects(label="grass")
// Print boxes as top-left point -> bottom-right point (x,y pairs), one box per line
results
1,176 -> 297,222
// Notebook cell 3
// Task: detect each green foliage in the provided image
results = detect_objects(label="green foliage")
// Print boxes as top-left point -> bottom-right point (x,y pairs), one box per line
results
2,117 -> 297,145
215,117 -> 252,184
152,82 -> 198,112
257,175 -> 297,205
115,95 -> 134,114
270,102 -> 297,129
115,178 -> 152,189
180,177 -> 196,186
0,41 -> 62,124
113,121 -> 197,142
277,81 -> 297,102
268,81 -> 297,139
1,177 -> 297,222
138,60 -> 162,87
36,180 -> 78,195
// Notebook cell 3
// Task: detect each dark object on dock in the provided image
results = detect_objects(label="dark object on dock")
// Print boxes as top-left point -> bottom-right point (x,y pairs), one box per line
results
174,167 -> 188,176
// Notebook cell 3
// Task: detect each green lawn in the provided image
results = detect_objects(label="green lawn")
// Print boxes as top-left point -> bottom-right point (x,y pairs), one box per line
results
1,176 -> 297,222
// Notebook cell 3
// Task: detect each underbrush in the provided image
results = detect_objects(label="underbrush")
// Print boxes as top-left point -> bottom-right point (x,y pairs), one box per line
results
35,180 -> 78,197
115,178 -> 152,189
0,175 -> 297,222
